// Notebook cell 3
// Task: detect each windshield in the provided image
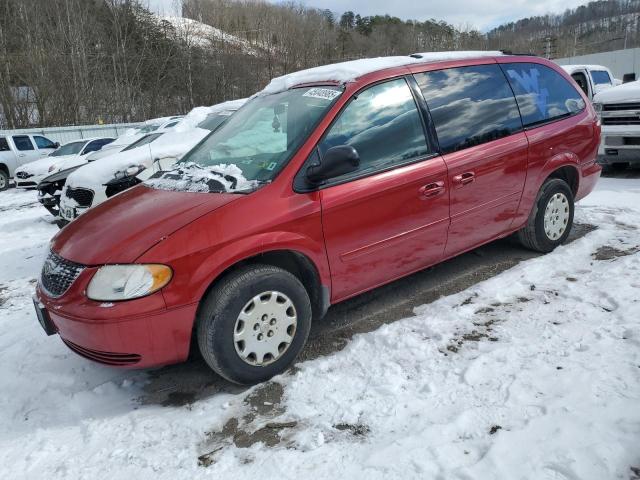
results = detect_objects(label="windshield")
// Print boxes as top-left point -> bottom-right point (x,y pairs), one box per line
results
122,133 -> 163,151
50,141 -> 85,157
177,86 -> 342,184
592,70 -> 611,85
136,124 -> 161,134
197,112 -> 233,131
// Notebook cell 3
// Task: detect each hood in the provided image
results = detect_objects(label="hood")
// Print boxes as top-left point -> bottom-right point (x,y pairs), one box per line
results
52,184 -> 239,264
16,156 -> 62,175
594,80 -> 640,104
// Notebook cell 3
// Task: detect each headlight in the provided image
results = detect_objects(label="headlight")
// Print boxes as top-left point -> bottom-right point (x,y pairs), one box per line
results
114,164 -> 146,180
593,102 -> 602,117
86,264 -> 172,301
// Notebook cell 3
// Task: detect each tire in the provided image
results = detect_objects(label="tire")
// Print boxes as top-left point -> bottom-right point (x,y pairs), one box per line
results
517,178 -> 574,253
196,264 -> 312,385
55,218 -> 69,229
0,170 -> 9,191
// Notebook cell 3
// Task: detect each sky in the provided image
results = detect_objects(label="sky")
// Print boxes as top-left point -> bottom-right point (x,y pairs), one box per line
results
145,0 -> 590,32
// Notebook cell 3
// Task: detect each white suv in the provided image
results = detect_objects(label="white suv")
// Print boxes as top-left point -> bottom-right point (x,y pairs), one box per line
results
0,134 -> 58,190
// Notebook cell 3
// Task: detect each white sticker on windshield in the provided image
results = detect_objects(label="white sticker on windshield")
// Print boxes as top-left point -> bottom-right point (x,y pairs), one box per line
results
303,88 -> 341,101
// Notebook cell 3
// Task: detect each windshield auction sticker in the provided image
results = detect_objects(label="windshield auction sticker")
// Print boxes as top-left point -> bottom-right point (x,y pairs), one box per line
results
303,88 -> 341,101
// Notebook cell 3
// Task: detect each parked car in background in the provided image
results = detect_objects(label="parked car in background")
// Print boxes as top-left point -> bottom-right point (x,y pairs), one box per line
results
35,52 -> 600,385
561,64 -> 618,101
37,117 -> 186,217
593,80 -> 640,170
87,116 -> 185,162
14,137 -> 114,189
57,99 -> 245,224
0,134 -> 58,190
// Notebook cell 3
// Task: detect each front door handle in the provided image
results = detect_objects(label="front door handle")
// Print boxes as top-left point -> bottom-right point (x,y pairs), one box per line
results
452,171 -> 475,187
419,181 -> 445,199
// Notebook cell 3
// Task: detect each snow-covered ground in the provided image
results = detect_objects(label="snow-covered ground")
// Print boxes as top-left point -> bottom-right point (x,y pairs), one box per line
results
0,178 -> 638,479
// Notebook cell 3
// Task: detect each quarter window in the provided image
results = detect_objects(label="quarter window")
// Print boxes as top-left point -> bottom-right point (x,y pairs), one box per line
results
319,78 -> 429,179
415,65 -> 522,154
0,137 -> 9,152
12,135 -> 34,151
502,63 -> 586,128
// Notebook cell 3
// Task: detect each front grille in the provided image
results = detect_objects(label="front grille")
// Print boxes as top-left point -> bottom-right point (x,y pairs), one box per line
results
602,117 -> 640,126
40,250 -> 84,298
16,171 -> 33,179
62,338 -> 141,366
603,102 -> 640,111
65,187 -> 94,207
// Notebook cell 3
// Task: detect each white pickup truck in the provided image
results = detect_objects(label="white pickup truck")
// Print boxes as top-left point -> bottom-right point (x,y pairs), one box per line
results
0,133 -> 58,190
561,64 -> 619,101
593,80 -> 640,169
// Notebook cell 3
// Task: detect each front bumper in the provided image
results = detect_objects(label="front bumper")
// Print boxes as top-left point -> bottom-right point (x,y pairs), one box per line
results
598,125 -> 640,164
35,274 -> 198,368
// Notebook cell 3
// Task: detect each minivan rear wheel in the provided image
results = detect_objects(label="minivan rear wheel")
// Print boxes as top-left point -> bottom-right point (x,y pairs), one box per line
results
517,178 -> 574,253
196,264 -> 312,385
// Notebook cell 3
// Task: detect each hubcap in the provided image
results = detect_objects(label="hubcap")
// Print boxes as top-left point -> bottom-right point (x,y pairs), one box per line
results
233,291 -> 297,366
543,192 -> 570,240
0,174 -> 6,189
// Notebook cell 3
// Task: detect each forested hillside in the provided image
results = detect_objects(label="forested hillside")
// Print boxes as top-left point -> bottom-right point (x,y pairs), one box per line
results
1,0 -> 639,130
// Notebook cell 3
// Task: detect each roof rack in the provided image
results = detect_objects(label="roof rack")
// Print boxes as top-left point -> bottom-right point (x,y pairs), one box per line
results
500,50 -> 538,56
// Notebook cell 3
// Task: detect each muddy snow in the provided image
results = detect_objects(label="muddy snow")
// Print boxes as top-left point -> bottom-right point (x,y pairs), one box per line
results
0,177 -> 638,479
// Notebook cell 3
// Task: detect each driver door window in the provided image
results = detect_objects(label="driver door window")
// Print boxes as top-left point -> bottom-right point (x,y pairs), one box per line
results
318,78 -> 429,182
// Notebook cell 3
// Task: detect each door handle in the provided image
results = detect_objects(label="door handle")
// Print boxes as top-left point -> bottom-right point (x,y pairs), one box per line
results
419,181 -> 445,199
18,154 -> 26,157
452,171 -> 475,187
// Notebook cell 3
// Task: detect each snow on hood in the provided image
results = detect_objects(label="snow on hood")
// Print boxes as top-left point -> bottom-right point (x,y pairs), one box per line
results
145,162 -> 258,193
67,101 -> 245,188
15,156 -> 65,175
594,80 -> 640,104
260,51 -> 503,95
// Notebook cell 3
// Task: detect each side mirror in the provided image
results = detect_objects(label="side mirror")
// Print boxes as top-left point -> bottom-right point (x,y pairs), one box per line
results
54,142 -> 60,149
306,145 -> 360,184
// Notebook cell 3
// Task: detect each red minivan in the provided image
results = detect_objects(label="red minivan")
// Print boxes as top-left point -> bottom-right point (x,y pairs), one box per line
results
34,53 -> 601,384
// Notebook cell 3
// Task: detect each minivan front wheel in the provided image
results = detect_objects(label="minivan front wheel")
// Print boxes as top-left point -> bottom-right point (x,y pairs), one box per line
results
196,264 -> 312,385
517,178 -> 574,253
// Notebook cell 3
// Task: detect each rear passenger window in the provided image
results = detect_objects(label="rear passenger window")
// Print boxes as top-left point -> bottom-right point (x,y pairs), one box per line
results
34,136 -> 56,149
319,78 -> 429,179
12,135 -> 34,151
502,63 -> 586,128
0,137 -> 9,152
415,65 -> 522,154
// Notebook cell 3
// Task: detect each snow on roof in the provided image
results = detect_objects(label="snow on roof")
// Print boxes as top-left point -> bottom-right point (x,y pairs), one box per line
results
260,51 -> 504,95
161,16 -> 257,56
561,64 -> 611,73
174,98 -> 246,132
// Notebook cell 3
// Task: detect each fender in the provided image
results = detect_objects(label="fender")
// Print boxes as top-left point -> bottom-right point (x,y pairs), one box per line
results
144,229 -> 331,308
512,151 -> 580,229
0,154 -> 18,177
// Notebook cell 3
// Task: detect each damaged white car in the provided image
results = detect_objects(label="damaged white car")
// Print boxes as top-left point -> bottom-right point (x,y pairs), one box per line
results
58,99 -> 245,225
